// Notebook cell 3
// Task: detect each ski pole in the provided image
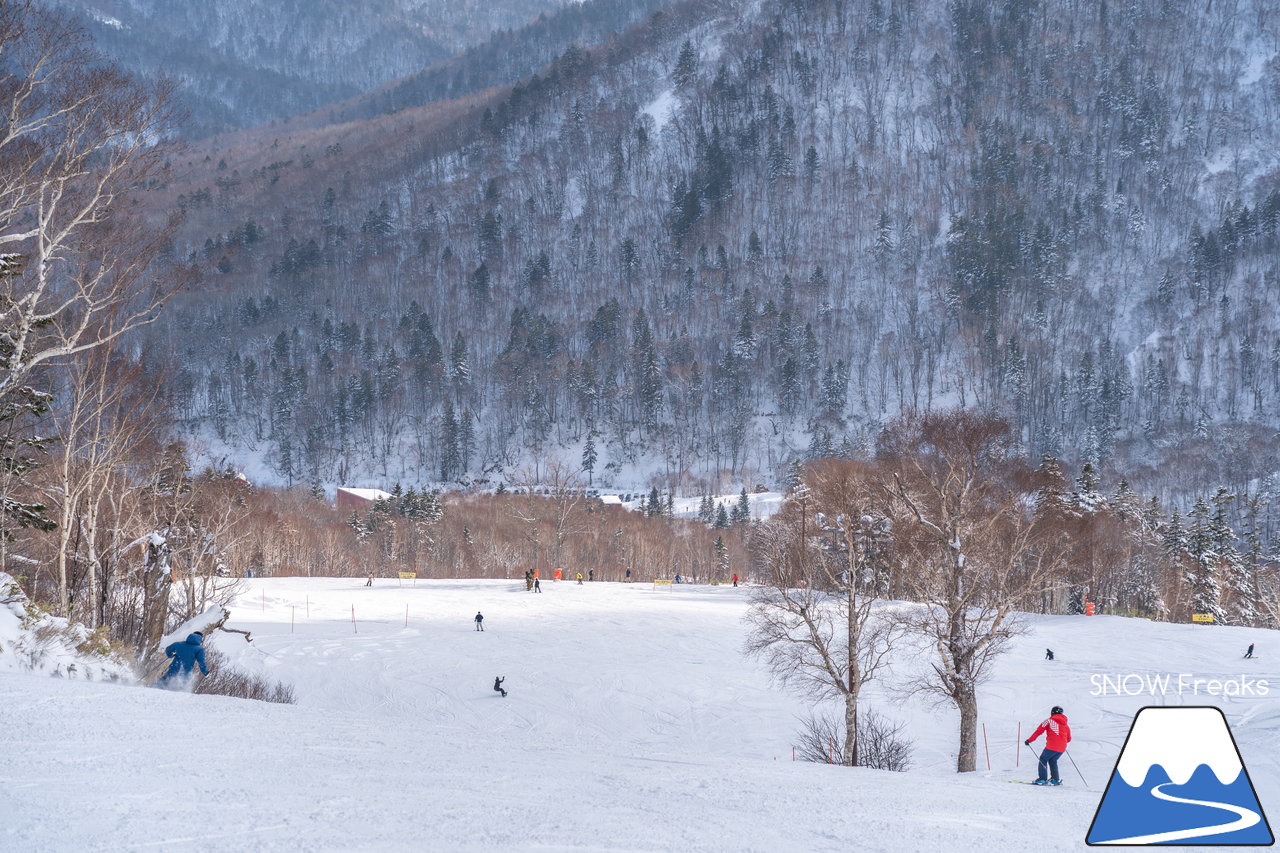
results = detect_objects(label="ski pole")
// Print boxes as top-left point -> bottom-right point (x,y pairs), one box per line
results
1064,750 -> 1089,788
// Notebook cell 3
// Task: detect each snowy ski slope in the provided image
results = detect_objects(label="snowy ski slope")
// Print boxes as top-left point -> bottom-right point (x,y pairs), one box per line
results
4,577 -> 1278,852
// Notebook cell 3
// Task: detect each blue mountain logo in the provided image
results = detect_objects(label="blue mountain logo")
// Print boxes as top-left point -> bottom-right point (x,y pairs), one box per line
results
1087,706 -> 1273,846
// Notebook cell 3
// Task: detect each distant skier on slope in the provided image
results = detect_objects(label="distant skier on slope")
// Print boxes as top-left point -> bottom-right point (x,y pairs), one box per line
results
732,574 -> 739,587
474,611 -> 485,631
1025,706 -> 1071,785
576,572 -> 583,585
493,676 -> 506,698
1245,642 -> 1255,659
159,632 -> 209,689
1045,648 -> 1055,660
534,578 -> 542,593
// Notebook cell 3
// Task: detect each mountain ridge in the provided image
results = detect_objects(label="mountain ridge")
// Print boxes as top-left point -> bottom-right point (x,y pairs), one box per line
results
123,0 -> 1280,515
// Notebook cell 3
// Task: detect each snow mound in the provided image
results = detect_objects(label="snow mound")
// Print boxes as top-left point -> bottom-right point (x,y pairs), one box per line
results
0,572 -> 135,682
160,605 -> 231,650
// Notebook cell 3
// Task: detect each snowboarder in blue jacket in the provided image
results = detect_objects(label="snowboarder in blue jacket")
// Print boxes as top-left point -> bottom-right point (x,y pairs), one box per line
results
161,632 -> 209,686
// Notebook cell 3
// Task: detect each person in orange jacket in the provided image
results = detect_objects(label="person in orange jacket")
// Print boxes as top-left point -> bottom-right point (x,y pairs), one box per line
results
1026,705 -> 1071,785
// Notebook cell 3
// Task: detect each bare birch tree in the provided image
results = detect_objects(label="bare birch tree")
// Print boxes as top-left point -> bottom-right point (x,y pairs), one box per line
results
45,347 -> 161,618
878,410 -> 1073,772
0,2 -> 183,556
511,459 -> 589,572
746,460 -> 903,766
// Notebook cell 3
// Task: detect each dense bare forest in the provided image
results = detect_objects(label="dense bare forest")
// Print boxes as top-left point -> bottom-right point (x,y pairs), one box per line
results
134,0 -> 1280,519
4,0 -> 1280,665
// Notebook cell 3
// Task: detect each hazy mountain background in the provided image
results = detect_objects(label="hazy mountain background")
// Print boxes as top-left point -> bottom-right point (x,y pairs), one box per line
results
44,0 -> 577,134
61,0 -> 1280,516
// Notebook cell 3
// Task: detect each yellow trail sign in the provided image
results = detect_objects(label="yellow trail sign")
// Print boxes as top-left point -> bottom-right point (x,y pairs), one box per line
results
1191,613 -> 1215,623
398,572 -> 417,580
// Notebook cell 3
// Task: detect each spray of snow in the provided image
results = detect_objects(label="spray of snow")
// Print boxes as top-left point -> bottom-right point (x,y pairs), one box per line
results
0,572 -> 135,681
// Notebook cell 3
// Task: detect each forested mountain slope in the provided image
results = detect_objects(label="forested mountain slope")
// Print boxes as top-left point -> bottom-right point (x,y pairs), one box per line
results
143,0 -> 1280,509
43,0 -> 570,134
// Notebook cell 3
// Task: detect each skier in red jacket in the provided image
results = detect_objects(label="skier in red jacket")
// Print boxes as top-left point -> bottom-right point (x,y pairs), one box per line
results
1026,706 -> 1071,785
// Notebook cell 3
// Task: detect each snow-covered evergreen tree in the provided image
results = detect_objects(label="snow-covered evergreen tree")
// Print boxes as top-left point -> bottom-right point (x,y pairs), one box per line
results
1184,498 -> 1224,624
1230,492 -> 1265,627
581,432 -> 597,486
697,494 -> 714,525
731,488 -> 751,525
1073,462 -> 1104,514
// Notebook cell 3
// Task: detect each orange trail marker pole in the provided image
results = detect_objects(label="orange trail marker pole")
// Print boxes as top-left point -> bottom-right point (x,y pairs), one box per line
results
983,723 -> 991,771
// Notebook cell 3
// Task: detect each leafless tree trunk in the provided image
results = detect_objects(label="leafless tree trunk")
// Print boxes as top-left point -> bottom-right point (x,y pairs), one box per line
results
746,463 -> 903,767
46,348 -> 159,618
511,459 -> 588,572
135,531 -> 171,649
0,4 -> 184,389
879,410 -> 1074,772
0,2 -> 185,569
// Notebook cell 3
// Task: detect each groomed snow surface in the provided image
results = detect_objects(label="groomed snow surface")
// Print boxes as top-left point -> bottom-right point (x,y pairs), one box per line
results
5,578 -> 1279,852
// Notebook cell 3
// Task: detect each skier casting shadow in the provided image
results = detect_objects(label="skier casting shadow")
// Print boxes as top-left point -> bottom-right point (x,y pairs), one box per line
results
1045,648 -> 1055,660
1245,642 -> 1255,659
494,676 -> 506,698
475,611 -> 485,631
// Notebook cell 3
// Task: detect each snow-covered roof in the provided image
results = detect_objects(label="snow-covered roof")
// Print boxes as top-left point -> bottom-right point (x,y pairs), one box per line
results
337,487 -> 394,501
598,495 -> 623,505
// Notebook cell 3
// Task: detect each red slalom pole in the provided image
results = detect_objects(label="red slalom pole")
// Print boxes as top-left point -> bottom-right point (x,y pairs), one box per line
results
983,723 -> 991,770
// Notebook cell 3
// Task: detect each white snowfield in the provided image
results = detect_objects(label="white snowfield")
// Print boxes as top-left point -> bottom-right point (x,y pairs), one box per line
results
4,578 -> 1278,852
